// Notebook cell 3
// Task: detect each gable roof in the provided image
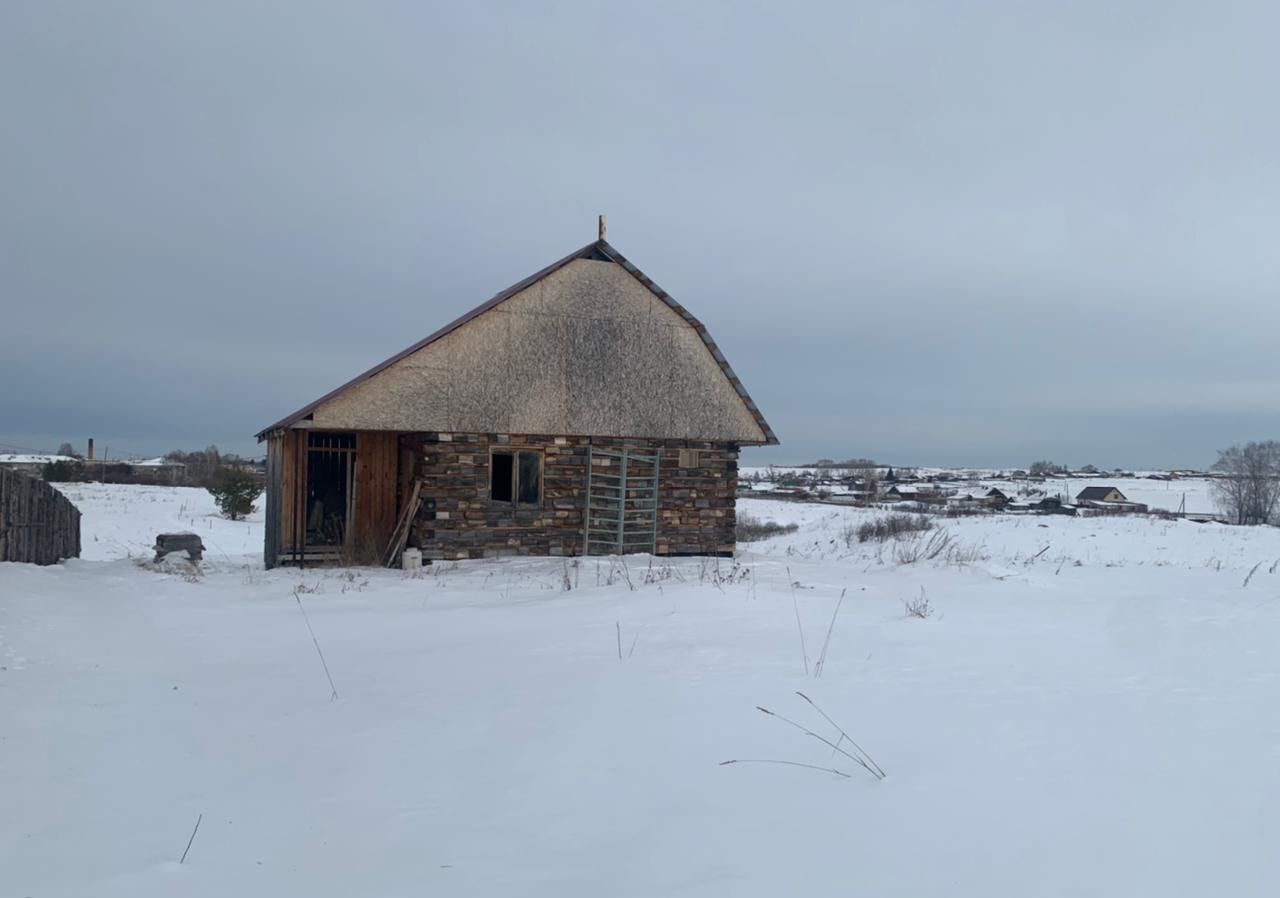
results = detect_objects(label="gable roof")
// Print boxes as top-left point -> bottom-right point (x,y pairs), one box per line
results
257,239 -> 777,444
1076,486 -> 1125,501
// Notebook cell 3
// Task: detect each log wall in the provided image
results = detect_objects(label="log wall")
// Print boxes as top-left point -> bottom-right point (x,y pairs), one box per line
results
0,469 -> 81,565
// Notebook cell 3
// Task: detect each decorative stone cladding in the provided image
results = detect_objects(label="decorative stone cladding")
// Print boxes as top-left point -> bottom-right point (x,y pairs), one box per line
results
404,433 -> 738,560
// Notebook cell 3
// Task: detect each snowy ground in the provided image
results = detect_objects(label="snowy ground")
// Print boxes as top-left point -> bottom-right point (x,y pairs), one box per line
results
53,482 -> 263,561
4,486 -> 1280,896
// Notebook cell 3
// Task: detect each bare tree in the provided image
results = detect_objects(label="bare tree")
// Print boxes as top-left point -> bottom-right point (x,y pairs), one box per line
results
1211,441 -> 1280,525
859,467 -> 879,501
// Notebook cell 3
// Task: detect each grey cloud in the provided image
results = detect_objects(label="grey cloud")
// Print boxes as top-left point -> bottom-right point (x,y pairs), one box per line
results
2,1 -> 1278,468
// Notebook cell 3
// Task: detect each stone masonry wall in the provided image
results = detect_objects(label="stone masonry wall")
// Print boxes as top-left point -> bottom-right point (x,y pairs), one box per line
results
403,433 -> 738,560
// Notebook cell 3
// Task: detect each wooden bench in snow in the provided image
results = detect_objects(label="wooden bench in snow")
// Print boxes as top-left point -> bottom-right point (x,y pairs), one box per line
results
154,532 -> 205,563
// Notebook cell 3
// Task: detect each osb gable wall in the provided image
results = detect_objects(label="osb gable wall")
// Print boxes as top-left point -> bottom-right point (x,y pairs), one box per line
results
311,259 -> 767,443
405,433 -> 738,560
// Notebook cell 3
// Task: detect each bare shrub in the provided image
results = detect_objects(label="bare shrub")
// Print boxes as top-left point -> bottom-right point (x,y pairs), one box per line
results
561,557 -> 579,591
893,529 -> 952,564
848,513 -> 933,545
737,514 -> 800,542
944,539 -> 988,566
903,586 -> 932,619
604,557 -> 635,590
335,569 -> 368,594
642,557 -> 681,585
701,557 -> 751,587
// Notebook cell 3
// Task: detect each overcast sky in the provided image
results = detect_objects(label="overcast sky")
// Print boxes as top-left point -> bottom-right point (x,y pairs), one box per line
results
3,1 -> 1278,468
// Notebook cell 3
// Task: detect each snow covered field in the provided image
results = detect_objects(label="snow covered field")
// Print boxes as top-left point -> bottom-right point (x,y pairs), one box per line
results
52,482 -> 263,561
743,466 -> 1220,514
4,486 -> 1280,896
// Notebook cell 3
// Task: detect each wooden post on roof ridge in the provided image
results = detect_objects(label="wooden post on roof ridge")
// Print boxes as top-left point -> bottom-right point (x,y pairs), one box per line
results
598,214 -> 606,241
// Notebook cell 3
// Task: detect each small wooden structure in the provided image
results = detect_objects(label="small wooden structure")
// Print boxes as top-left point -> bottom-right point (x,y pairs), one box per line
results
257,234 -> 777,568
153,532 -> 206,563
0,469 -> 81,565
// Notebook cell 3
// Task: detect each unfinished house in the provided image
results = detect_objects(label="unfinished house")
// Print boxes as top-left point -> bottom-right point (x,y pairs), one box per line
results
256,235 -> 777,568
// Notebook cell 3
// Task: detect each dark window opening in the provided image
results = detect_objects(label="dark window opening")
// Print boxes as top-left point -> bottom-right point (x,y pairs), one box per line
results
491,449 -> 542,505
490,452 -> 514,502
517,451 -> 541,504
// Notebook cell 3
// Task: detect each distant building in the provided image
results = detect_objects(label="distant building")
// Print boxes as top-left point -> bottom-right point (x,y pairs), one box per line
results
0,454 -> 78,477
2,453 -> 190,485
946,493 -> 984,511
981,487 -> 1009,509
1034,496 -> 1077,516
1075,485 -> 1147,514
1076,486 -> 1127,503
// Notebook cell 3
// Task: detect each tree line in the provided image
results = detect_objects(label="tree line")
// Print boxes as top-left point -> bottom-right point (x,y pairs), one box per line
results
42,443 -> 260,487
1211,441 -> 1280,525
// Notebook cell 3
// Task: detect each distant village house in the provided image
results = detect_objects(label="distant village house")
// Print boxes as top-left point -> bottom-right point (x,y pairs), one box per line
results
1075,485 -> 1148,514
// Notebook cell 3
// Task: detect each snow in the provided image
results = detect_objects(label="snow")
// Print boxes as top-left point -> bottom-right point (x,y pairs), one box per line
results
743,467 -> 1221,514
0,453 -> 78,465
52,482 -> 262,561
4,485 -> 1280,896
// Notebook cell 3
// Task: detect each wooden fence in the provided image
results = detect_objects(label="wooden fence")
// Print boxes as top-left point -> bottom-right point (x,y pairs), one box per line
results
0,468 -> 81,565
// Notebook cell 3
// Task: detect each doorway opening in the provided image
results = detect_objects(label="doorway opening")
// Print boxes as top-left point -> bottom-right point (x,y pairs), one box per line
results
305,432 -> 355,548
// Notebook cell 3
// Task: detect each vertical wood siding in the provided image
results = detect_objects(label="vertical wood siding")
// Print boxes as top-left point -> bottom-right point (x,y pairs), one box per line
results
264,435 -> 283,568
352,431 -> 399,555
0,469 -> 81,565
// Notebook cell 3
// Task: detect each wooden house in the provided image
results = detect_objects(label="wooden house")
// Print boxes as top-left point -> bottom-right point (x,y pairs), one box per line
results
981,487 -> 1009,509
1075,485 -> 1147,514
1033,496 -> 1077,516
256,234 -> 777,568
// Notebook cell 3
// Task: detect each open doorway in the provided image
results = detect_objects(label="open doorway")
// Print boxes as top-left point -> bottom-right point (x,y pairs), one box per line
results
305,432 -> 355,548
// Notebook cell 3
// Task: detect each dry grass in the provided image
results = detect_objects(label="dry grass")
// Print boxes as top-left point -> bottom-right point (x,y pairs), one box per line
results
848,513 -> 933,545
903,587 -> 933,619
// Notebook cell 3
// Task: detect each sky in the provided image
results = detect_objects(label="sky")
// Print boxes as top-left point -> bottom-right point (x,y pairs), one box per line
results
2,1 -> 1278,469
